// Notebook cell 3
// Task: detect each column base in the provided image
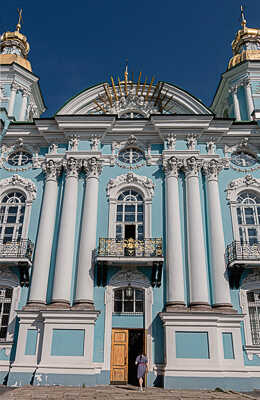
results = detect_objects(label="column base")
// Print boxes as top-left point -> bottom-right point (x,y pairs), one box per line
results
23,301 -> 47,311
212,303 -> 237,314
165,302 -> 187,312
189,302 -> 212,311
47,301 -> 70,309
72,301 -> 95,310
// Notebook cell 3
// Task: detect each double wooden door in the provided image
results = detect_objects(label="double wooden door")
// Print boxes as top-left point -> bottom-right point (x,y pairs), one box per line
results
110,328 -> 146,385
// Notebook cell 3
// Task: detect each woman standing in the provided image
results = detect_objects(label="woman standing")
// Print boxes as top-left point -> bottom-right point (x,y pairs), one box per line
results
135,353 -> 148,391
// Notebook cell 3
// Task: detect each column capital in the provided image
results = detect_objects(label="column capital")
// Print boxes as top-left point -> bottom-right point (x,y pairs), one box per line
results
202,159 -> 226,181
183,157 -> 202,178
242,77 -> 251,87
83,157 -> 102,179
229,85 -> 238,94
11,82 -> 20,91
63,157 -> 82,178
22,89 -> 30,97
42,160 -> 62,182
163,156 -> 182,178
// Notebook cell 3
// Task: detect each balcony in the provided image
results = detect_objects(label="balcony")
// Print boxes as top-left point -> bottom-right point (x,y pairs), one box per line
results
96,238 -> 164,287
226,241 -> 260,289
0,239 -> 34,286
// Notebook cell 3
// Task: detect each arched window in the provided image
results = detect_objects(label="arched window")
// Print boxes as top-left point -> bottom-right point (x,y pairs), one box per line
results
246,290 -> 260,345
114,287 -> 144,313
0,192 -> 26,243
236,191 -> 260,244
116,189 -> 144,241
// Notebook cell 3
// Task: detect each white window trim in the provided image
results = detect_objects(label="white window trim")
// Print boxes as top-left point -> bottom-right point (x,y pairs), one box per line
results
0,174 -> 37,239
106,172 -> 155,238
226,175 -> 260,241
240,271 -> 260,360
103,268 -> 153,372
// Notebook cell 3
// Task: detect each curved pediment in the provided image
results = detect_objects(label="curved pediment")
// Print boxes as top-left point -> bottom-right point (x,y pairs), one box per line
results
57,76 -> 212,117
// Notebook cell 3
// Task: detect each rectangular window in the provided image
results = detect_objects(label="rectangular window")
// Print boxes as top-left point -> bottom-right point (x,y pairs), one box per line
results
0,288 -> 12,341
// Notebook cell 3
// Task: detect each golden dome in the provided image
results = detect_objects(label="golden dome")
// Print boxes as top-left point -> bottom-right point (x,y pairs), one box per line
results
0,9 -> 32,71
228,8 -> 260,70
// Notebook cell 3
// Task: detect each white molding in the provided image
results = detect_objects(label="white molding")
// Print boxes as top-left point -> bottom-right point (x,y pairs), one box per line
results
104,268 -> 153,373
106,172 -> 154,238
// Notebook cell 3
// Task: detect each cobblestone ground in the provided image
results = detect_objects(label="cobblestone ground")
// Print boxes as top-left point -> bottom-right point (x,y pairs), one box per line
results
0,386 -> 259,400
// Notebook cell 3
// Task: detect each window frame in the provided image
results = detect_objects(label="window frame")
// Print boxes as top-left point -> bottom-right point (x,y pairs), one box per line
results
106,173 -> 155,239
113,287 -> 145,313
0,175 -> 37,242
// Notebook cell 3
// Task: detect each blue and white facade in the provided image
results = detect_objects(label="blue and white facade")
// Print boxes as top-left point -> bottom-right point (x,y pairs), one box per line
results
1,16 -> 260,390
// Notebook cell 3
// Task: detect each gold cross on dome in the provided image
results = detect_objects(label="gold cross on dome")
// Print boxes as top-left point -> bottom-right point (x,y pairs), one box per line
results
16,8 -> 23,32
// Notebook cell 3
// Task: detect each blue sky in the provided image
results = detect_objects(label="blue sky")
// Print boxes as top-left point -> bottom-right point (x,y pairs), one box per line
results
1,0 -> 260,117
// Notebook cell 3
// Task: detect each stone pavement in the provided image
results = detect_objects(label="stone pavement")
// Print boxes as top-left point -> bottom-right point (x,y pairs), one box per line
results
0,385 -> 259,400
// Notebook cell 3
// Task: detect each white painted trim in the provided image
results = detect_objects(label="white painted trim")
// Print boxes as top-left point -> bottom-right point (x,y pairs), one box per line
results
104,268 -> 153,373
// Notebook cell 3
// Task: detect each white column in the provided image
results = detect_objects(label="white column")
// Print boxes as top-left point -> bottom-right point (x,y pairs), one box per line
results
8,83 -> 18,117
164,157 -> 185,309
19,89 -> 29,121
184,157 -> 210,308
28,161 -> 61,306
230,86 -> 241,121
203,160 -> 232,309
74,157 -> 102,308
243,79 -> 254,121
51,158 -> 81,306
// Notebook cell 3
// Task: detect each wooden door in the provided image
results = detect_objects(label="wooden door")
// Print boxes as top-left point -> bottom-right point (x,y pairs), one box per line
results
110,329 -> 128,384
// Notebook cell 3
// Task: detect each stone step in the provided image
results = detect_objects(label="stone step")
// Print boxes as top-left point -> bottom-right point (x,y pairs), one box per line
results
3,386 -> 258,400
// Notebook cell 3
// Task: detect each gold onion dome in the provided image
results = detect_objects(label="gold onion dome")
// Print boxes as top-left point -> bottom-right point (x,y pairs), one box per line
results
0,9 -> 32,71
228,6 -> 260,70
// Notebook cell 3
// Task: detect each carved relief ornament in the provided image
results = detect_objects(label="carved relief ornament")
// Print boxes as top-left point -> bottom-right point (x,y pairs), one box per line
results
202,159 -> 226,181
0,174 -> 37,202
107,172 -> 155,200
64,157 -> 82,178
226,174 -> 260,203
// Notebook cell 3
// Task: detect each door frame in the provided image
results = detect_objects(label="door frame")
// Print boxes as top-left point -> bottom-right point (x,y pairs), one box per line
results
104,269 -> 153,375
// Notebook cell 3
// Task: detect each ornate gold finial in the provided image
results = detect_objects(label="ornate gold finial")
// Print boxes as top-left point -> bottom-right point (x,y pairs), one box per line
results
240,5 -> 247,30
16,8 -> 23,32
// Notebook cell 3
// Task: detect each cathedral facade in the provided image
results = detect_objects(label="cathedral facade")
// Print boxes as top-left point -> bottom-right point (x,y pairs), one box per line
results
1,12 -> 260,390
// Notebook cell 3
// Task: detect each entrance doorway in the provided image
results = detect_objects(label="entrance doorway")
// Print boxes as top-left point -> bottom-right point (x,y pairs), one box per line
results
110,328 -> 145,385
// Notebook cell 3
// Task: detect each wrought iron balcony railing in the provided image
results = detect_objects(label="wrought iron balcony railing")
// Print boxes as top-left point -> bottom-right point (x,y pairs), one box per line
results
98,237 -> 163,258
226,241 -> 260,266
0,239 -> 34,260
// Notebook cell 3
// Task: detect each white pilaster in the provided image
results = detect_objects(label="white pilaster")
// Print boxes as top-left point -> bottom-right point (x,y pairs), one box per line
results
230,86 -> 241,121
184,157 -> 210,308
19,89 -> 29,121
243,79 -> 254,121
74,157 -> 102,307
51,158 -> 81,305
28,161 -> 61,306
203,160 -> 232,309
164,157 -> 185,308
7,83 -> 18,117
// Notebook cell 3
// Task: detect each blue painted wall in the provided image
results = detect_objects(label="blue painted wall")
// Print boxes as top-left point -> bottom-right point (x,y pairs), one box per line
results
176,331 -> 210,359
51,329 -> 85,356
